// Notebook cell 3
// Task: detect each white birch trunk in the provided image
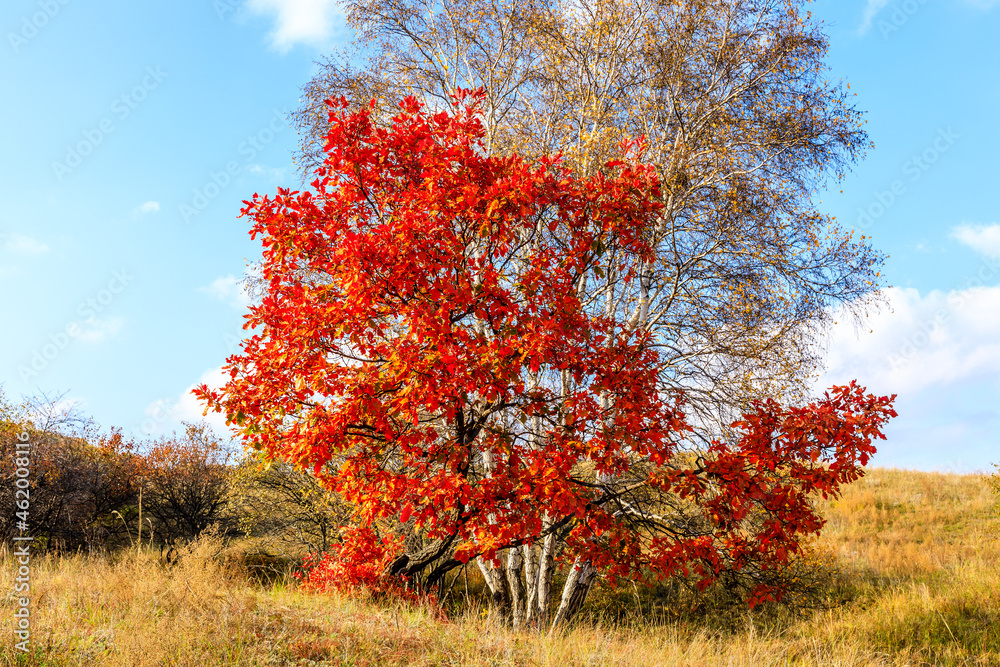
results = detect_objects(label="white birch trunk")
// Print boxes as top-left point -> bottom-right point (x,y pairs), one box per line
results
551,250 -> 635,627
522,541 -> 540,626
476,444 -> 508,610
535,523 -> 557,626
477,555 -> 508,609
550,558 -> 597,631
505,545 -> 526,629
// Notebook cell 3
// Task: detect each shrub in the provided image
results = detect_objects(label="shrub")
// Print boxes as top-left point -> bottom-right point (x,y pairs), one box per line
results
296,526 -> 428,606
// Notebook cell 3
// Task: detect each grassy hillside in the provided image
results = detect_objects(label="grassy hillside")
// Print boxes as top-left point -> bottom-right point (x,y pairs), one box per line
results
1,468 -> 998,666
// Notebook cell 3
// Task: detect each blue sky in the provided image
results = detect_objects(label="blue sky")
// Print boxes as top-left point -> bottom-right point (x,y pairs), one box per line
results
1,0 -> 997,472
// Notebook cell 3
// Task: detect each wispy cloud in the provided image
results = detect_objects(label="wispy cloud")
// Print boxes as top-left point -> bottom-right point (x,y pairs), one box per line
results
861,0 -> 998,34
858,0 -> 893,35
2,233 -> 50,255
247,164 -> 288,182
76,316 -> 126,344
197,274 -> 251,309
139,366 -> 232,438
962,0 -> 999,9
246,0 -> 342,52
132,201 -> 161,219
952,222 -> 1000,257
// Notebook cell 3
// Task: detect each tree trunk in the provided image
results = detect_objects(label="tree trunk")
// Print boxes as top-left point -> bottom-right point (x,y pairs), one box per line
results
535,525 -> 557,626
505,546 -> 526,629
477,555 -> 509,614
523,541 -> 540,627
550,558 -> 597,631
475,443 -> 510,615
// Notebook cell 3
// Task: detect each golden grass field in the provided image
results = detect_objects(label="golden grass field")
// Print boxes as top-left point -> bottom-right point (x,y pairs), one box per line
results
1,468 -> 998,666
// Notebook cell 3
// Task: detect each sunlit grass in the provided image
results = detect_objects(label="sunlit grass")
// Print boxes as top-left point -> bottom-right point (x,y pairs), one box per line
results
1,468 -> 997,666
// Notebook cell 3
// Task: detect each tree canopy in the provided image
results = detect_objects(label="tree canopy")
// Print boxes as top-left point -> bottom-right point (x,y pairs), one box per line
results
198,91 -> 896,628
274,0 -> 889,625
293,0 -> 885,430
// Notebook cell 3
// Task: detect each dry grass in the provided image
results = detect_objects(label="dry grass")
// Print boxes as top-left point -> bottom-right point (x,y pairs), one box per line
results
1,468 -> 998,666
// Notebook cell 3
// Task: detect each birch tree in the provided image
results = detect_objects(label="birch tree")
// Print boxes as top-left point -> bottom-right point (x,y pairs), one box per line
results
283,0 -> 884,627
202,86 -> 895,630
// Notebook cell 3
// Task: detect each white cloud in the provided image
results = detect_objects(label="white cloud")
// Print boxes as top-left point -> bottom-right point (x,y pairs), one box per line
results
862,0 -> 998,33
139,366 -> 233,439
818,285 -> 1000,472
132,201 -> 160,219
75,316 -> 126,344
857,0 -> 893,35
962,0 -> 999,9
952,222 -> 1000,258
2,233 -> 49,255
197,274 -> 251,309
820,286 -> 1000,396
247,164 -> 288,181
246,0 -> 343,52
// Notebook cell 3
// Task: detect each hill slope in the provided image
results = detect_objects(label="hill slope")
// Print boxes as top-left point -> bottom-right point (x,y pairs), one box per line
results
2,467 -> 998,666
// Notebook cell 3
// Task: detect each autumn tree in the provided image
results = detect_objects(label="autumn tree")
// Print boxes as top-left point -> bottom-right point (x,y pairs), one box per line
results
289,0 -> 886,616
0,390 -> 143,552
141,423 -> 235,549
231,453 -> 352,554
65,429 -> 145,549
199,93 -> 895,628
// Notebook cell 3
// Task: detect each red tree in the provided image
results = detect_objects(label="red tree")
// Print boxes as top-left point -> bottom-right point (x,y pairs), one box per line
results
197,90 -> 896,627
